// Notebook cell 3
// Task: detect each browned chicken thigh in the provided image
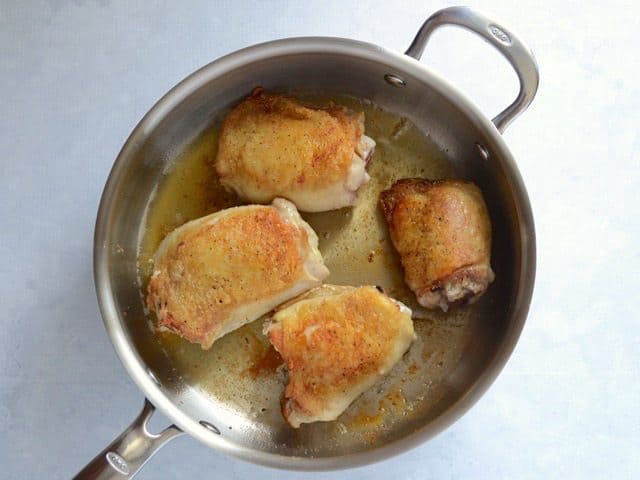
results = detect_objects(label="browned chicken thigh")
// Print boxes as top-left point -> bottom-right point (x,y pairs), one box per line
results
147,198 -> 329,349
264,285 -> 414,428
380,178 -> 494,311
215,89 -> 375,212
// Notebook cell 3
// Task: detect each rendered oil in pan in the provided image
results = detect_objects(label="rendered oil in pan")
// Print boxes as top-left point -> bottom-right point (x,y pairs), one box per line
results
137,95 -> 478,448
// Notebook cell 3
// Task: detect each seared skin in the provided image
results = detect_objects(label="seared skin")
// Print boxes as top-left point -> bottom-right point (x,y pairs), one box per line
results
215,89 -> 375,212
380,178 -> 495,311
264,285 -> 414,428
147,198 -> 329,349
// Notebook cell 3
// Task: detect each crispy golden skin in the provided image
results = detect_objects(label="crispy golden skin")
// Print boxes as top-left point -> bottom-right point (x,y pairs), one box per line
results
264,285 -> 414,428
215,89 -> 375,212
380,179 -> 495,311
147,198 -> 329,349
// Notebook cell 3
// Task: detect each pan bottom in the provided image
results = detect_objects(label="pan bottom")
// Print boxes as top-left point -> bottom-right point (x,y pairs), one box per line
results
135,94 -> 483,452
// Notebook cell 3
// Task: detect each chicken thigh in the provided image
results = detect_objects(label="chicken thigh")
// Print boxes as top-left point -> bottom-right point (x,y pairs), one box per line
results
147,198 -> 329,349
264,285 -> 415,428
215,89 -> 375,212
380,178 -> 495,311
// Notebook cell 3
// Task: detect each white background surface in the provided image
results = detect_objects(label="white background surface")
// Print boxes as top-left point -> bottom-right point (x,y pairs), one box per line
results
1,1 -> 639,478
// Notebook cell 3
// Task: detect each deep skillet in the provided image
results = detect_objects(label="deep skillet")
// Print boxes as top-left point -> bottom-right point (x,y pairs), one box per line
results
76,6 -> 538,479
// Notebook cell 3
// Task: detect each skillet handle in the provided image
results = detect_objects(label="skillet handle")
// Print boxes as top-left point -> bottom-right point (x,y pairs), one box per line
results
73,399 -> 183,479
405,6 -> 539,133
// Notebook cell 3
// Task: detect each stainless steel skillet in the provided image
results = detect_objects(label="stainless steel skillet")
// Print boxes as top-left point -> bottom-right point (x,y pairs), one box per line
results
76,6 -> 538,478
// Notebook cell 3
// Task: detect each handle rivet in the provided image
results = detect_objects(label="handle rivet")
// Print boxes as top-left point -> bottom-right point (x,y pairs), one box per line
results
199,420 -> 221,435
384,74 -> 406,87
475,142 -> 490,160
147,368 -> 161,386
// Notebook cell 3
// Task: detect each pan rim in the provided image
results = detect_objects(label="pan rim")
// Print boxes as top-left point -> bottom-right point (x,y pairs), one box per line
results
93,35 -> 536,470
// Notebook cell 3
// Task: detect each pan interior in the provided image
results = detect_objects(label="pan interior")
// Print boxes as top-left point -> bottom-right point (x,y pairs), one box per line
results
103,47 -> 524,462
